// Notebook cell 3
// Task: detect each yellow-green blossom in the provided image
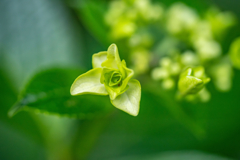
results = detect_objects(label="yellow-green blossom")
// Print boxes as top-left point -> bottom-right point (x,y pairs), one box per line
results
70,44 -> 141,116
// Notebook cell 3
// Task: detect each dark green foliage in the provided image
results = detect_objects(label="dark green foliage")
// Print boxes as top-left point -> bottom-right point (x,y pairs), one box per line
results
9,68 -> 113,118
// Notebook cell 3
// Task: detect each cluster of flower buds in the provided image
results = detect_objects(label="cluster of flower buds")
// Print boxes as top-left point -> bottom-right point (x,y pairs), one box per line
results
104,0 -> 240,103
151,3 -> 236,102
105,0 -> 164,75
105,0 -> 164,40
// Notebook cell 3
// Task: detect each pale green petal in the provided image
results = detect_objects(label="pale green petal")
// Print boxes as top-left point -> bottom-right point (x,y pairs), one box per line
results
109,72 -> 122,86
101,68 -> 117,84
92,51 -> 107,68
105,85 -> 121,100
101,61 -> 133,100
101,44 -> 122,69
120,61 -> 134,91
107,43 -> 121,65
101,68 -> 123,100
70,68 -> 108,96
111,79 -> 141,116
120,60 -> 127,78
101,58 -> 118,69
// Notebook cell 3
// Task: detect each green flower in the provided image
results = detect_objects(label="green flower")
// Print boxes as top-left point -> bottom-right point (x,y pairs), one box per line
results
70,44 -> 141,116
178,67 -> 210,95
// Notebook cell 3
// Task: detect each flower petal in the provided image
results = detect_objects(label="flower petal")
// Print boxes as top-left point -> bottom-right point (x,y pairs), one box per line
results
111,79 -> 141,116
101,58 -> 118,69
109,71 -> 122,87
120,60 -> 134,91
70,68 -> 108,96
107,44 -> 121,65
92,51 -> 107,68
105,85 -> 121,100
101,44 -> 122,69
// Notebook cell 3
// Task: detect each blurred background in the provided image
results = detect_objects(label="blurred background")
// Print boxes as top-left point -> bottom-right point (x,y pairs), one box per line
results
1,0 -> 240,160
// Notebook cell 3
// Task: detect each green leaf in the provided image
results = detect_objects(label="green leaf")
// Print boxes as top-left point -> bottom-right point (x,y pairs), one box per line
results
111,79 -> 141,116
0,0 -> 85,89
0,68 -> 47,159
8,68 -> 113,118
70,68 -> 108,96
70,0 -> 110,45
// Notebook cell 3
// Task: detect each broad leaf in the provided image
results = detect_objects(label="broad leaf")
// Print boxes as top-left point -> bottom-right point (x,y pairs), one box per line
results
71,0 -> 109,45
8,68 -> 113,118
0,0 -> 85,90
0,69 -> 47,159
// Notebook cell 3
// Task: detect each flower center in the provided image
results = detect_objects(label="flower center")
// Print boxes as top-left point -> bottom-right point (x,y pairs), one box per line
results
109,72 -> 122,87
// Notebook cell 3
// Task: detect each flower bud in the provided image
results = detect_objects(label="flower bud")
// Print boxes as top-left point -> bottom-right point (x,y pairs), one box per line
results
178,67 -> 210,95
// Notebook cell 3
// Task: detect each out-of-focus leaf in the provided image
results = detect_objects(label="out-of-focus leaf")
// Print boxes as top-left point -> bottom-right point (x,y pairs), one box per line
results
69,0 -> 109,45
8,68 -> 113,118
111,151 -> 232,160
0,0 -> 85,90
0,69 -> 44,141
0,69 -> 46,159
